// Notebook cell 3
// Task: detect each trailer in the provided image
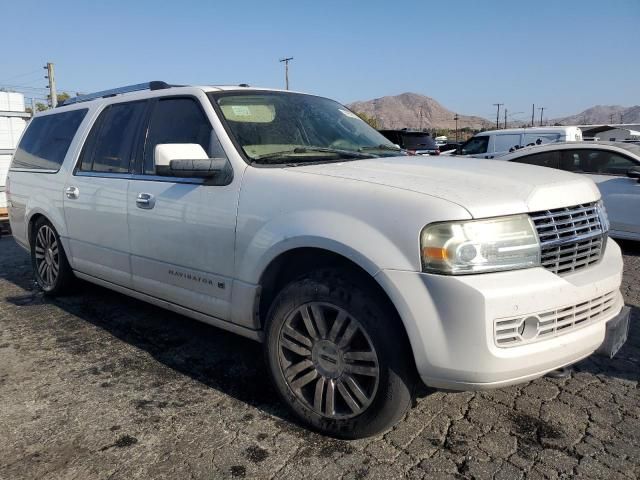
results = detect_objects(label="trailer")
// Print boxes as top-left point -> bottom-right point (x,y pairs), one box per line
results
0,91 -> 30,236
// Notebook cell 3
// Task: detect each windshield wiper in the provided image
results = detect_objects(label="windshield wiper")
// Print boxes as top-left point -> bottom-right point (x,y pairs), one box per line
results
252,146 -> 373,163
358,144 -> 402,153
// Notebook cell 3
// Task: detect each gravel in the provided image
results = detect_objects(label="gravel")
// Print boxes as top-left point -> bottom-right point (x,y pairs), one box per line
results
0,236 -> 638,479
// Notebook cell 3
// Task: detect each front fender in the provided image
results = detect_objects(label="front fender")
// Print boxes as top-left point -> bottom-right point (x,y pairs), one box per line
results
235,209 -> 417,285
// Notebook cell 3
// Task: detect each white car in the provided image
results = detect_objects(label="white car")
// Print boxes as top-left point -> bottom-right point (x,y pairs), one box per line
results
445,126 -> 583,159
496,142 -> 640,241
7,82 -> 629,438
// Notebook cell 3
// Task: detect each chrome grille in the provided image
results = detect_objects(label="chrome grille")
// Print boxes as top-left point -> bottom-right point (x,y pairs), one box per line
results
495,291 -> 618,347
530,202 -> 606,275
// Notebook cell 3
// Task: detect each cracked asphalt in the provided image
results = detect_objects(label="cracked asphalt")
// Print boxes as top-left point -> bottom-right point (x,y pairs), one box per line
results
0,235 -> 638,480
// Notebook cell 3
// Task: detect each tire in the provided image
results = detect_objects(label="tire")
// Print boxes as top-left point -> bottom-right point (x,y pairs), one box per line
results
264,268 -> 415,439
31,218 -> 74,295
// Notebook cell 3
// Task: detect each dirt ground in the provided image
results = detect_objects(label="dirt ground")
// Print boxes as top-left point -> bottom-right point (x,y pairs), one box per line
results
0,236 -> 638,479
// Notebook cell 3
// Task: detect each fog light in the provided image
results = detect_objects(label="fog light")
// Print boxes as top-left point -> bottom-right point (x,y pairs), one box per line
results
519,316 -> 540,340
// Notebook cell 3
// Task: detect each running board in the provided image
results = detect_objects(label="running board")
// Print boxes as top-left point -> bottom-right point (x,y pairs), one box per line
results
73,271 -> 263,342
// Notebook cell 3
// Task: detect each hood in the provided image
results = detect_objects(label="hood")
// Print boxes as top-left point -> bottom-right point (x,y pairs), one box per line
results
289,156 -> 601,218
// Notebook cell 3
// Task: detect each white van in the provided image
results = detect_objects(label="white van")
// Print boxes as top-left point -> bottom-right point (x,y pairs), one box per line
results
450,126 -> 583,159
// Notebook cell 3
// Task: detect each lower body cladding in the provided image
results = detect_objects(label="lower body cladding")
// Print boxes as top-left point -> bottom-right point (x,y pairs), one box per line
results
376,239 -> 626,391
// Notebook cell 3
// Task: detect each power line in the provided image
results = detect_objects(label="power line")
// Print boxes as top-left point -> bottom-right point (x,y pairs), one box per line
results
0,83 -> 48,91
0,69 -> 43,84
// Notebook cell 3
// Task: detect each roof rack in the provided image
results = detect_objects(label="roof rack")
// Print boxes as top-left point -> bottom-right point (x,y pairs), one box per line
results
60,81 -> 174,106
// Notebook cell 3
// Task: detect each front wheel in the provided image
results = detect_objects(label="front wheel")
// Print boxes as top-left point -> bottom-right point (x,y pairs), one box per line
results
264,269 -> 415,438
31,218 -> 74,295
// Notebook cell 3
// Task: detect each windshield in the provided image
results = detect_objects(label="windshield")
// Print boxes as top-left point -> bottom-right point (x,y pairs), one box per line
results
209,91 -> 401,164
458,135 -> 489,155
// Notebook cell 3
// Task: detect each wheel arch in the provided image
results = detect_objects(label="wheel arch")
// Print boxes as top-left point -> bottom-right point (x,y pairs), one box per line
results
256,246 -> 419,374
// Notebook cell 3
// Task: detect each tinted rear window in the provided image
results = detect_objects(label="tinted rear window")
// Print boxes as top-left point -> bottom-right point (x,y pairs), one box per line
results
11,109 -> 87,171
400,133 -> 437,150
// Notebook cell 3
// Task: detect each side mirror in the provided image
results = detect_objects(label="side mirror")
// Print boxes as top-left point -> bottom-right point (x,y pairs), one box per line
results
154,143 -> 227,178
627,166 -> 640,180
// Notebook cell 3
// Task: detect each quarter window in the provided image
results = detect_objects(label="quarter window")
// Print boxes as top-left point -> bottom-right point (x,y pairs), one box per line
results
80,101 -> 147,173
11,109 -> 87,171
144,98 -> 219,174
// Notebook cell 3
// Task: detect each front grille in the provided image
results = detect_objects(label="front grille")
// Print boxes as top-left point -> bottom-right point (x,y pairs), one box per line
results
495,290 -> 618,347
530,202 -> 606,275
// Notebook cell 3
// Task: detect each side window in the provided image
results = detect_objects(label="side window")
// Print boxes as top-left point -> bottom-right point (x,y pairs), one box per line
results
460,136 -> 489,155
511,151 -> 560,168
144,98 -> 223,174
79,101 -> 146,173
493,134 -> 521,153
11,109 -> 87,171
592,152 -> 636,175
559,149 -> 636,175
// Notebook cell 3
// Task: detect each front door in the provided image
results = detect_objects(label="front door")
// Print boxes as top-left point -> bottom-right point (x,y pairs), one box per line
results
63,100 -> 148,287
127,96 -> 240,320
560,149 -> 640,238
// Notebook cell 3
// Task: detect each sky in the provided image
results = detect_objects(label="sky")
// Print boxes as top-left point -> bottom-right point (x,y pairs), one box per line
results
1,0 -> 639,120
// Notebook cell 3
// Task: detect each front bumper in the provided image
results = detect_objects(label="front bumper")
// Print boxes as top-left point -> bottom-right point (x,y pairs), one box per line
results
375,239 -> 625,390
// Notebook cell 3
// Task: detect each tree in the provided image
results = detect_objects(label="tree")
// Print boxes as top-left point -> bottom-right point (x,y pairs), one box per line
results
354,111 -> 381,129
25,92 -> 72,114
56,92 -> 71,104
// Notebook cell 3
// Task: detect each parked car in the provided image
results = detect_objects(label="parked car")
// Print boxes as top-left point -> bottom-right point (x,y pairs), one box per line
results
447,126 -> 583,159
7,82 -> 629,438
378,129 -> 440,155
496,141 -> 640,241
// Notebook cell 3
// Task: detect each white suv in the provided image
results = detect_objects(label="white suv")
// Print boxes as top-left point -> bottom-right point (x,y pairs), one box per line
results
7,82 -> 629,438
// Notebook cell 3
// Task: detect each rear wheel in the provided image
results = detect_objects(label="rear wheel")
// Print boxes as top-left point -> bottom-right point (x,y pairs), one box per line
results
264,269 -> 415,438
31,218 -> 74,295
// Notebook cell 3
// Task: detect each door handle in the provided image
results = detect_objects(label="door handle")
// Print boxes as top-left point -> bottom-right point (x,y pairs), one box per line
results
65,186 -> 79,199
136,193 -> 155,209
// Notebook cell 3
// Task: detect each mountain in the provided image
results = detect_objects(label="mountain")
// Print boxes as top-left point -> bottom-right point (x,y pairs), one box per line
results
552,105 -> 640,125
347,92 -> 493,130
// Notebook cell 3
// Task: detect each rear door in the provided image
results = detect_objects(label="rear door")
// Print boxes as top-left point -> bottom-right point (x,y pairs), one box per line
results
559,148 -> 640,238
63,100 -> 148,287
491,133 -> 522,157
127,96 -> 239,320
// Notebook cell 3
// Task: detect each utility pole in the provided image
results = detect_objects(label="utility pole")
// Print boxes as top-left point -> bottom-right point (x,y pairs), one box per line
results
538,107 -> 545,126
493,103 -> 503,130
609,114 -> 614,124
504,108 -> 508,129
454,113 -> 459,142
44,62 -> 57,108
619,113 -> 624,124
531,104 -> 535,127
279,57 -> 293,90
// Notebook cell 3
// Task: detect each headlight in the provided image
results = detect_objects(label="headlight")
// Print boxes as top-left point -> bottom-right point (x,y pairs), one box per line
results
420,214 -> 540,274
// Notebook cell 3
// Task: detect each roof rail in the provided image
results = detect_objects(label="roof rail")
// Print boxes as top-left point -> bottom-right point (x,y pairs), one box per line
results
60,81 -> 173,106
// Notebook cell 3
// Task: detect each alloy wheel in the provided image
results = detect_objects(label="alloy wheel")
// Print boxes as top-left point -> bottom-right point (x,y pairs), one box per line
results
277,302 -> 380,419
34,225 -> 59,289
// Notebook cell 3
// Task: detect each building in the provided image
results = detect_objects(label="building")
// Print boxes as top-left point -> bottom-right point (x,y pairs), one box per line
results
579,124 -> 640,142
1,91 -> 30,230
